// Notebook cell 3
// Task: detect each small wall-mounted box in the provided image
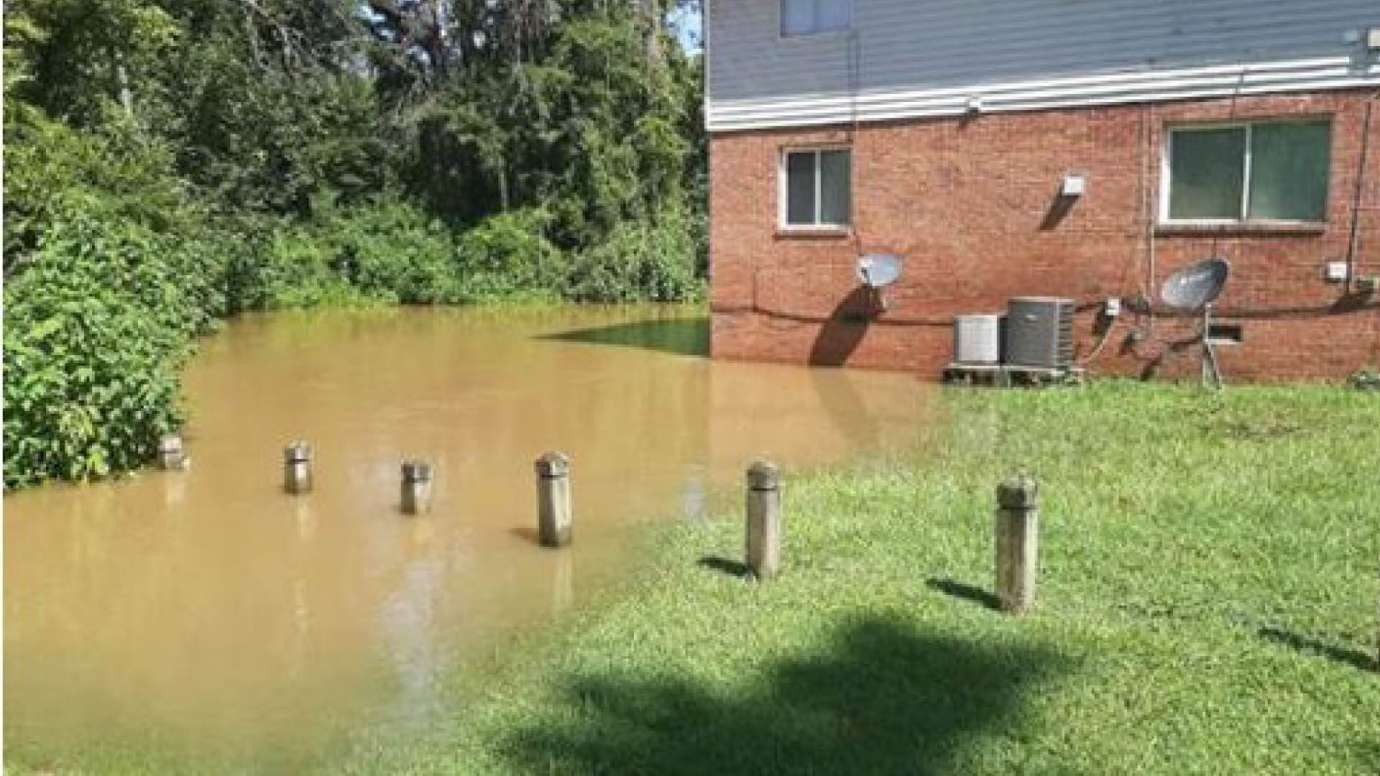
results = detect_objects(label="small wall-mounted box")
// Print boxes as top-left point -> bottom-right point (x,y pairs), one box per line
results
1368,27 -> 1380,50
1103,297 -> 1120,317
1324,261 -> 1350,283
1062,175 -> 1087,198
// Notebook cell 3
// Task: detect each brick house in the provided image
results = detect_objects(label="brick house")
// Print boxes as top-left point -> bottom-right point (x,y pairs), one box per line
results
705,1 -> 1380,381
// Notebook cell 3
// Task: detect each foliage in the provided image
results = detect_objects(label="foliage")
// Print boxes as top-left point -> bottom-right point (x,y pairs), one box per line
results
3,111 -> 193,275
3,203 -> 226,488
323,199 -> 459,304
5,0 -> 181,126
245,222 -> 368,310
565,207 -> 705,302
453,209 -> 563,302
3,0 -> 707,486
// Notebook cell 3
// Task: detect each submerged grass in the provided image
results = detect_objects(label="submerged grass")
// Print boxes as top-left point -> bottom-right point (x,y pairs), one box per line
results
339,381 -> 1380,775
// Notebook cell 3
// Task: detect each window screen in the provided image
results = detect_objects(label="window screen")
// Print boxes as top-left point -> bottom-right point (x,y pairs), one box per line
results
1247,121 -> 1330,222
1166,120 -> 1330,223
784,149 -> 851,227
786,152 -> 816,225
819,150 -> 851,225
1168,127 -> 1245,221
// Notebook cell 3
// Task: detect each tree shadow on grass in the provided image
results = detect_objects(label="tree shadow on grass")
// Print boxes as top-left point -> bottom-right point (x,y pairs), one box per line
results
539,317 -> 710,357
498,613 -> 1070,775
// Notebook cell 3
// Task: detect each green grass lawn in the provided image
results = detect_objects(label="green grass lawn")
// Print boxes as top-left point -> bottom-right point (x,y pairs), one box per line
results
338,381 -> 1380,775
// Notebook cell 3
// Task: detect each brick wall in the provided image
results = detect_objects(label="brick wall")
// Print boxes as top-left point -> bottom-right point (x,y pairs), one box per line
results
709,90 -> 1380,381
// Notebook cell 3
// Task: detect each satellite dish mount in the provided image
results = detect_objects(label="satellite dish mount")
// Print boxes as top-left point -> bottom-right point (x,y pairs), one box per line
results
1160,258 -> 1232,390
856,254 -> 903,313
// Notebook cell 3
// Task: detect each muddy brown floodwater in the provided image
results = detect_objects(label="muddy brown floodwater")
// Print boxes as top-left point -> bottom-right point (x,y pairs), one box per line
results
5,305 -> 933,768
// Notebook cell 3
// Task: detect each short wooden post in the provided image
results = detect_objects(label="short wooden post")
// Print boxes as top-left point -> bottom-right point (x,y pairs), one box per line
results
157,434 -> 187,470
995,473 -> 1040,615
283,442 -> 313,495
535,452 -> 572,547
400,459 -> 434,515
745,460 -> 782,580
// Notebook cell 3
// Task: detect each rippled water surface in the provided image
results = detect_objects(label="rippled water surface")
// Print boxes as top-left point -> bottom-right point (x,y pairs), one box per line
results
5,306 -> 933,766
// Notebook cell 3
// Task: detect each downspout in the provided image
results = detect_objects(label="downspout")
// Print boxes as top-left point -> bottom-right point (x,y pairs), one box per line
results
1345,89 -> 1379,294
1143,102 -> 1157,340
846,28 -> 864,259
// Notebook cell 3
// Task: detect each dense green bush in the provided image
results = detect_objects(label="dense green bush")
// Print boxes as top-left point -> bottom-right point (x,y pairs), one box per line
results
228,202 -> 461,309
3,114 -> 197,276
3,205 -> 224,488
329,201 -> 459,304
254,225 -> 371,309
453,209 -> 563,302
565,208 -> 705,303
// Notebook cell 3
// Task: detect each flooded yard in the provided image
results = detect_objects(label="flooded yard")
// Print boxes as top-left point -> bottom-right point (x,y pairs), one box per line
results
4,305 -> 933,767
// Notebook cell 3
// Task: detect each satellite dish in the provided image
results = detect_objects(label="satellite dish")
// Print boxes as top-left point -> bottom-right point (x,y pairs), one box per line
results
857,254 -> 903,289
1160,257 -> 1232,390
1160,258 -> 1230,312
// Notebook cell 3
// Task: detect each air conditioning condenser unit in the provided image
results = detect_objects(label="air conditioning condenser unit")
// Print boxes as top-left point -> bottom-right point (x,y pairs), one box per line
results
1005,297 -> 1075,368
953,314 -> 1002,365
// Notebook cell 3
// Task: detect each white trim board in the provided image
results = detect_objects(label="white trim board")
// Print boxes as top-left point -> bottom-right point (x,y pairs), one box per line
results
707,56 -> 1380,133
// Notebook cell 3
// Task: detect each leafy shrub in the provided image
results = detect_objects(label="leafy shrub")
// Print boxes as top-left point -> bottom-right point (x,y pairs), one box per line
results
225,203 -> 457,309
253,225 -> 370,309
3,206 -> 222,488
3,114 -> 197,277
454,209 -> 563,302
565,208 -> 705,303
331,201 -> 458,304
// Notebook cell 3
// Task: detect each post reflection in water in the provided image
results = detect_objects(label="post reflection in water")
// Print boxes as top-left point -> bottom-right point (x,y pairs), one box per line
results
4,305 -> 935,765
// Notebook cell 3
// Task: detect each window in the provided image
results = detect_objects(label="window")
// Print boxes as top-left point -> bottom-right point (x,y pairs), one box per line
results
1163,120 -> 1331,224
782,148 -> 851,229
781,0 -> 851,36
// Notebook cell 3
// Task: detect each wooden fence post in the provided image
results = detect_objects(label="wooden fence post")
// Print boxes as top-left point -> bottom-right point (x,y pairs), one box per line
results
157,434 -> 188,470
535,452 -> 572,547
995,474 -> 1040,615
283,442 -> 313,495
401,459 -> 434,515
746,460 -> 782,580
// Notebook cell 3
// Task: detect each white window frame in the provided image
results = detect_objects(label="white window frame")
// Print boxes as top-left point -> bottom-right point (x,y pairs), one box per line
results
1159,119 -> 1332,226
779,146 -> 852,231
779,0 -> 852,38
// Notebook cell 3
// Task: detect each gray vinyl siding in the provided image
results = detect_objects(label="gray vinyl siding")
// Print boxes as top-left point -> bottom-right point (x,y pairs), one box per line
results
707,0 -> 1380,131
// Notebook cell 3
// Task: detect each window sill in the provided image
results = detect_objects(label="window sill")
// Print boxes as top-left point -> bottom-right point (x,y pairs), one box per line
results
774,227 -> 853,240
1156,221 -> 1327,237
